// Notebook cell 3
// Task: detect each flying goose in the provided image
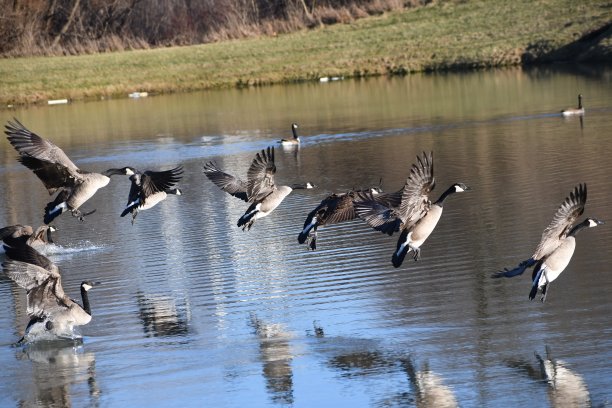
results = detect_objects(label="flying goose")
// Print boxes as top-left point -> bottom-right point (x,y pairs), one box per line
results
279,123 -> 300,145
1,224 -> 57,252
298,185 -> 402,250
354,152 -> 470,268
121,166 -> 183,224
495,184 -> 603,301
4,119 -> 134,224
203,146 -> 314,231
2,243 -> 99,344
561,94 -> 584,116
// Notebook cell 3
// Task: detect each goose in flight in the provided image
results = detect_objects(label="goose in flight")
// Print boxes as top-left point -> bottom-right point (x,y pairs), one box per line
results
354,151 -> 470,268
121,166 -> 183,224
4,119 -> 133,224
494,184 -> 603,302
298,185 -> 401,250
2,243 -> 99,344
203,146 -> 314,231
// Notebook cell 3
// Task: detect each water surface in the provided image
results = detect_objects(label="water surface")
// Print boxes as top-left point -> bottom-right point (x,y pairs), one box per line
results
1,65 -> 611,407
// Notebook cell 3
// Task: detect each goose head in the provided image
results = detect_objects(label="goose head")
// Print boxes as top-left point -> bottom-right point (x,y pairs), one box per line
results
586,217 -> 604,228
452,182 -> 471,193
81,281 -> 100,292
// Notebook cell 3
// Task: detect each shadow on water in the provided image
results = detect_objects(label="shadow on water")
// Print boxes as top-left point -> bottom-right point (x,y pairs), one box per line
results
136,291 -> 191,338
504,346 -> 592,408
249,314 -> 295,405
309,322 -> 457,408
16,341 -> 100,407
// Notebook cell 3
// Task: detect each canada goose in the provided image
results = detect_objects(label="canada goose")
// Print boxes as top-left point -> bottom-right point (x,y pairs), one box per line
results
121,166 -> 183,224
561,94 -> 584,116
1,224 -> 34,248
2,244 -> 99,344
298,185 -> 402,250
279,123 -> 300,145
354,152 -> 470,268
1,224 -> 57,251
494,184 -> 604,302
4,119 -> 134,224
203,146 -> 314,231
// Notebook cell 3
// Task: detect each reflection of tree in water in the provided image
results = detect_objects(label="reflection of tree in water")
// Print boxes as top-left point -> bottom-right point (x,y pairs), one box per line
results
505,346 -> 591,408
18,342 -> 100,407
136,291 -> 190,337
400,357 -> 458,408
249,314 -> 294,406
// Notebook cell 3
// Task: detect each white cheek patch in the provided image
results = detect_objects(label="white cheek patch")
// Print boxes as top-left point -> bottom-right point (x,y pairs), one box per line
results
455,186 -> 465,192
82,284 -> 93,291
588,219 -> 598,227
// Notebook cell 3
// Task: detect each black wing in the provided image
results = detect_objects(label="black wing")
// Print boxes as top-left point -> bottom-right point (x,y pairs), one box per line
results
203,162 -> 248,202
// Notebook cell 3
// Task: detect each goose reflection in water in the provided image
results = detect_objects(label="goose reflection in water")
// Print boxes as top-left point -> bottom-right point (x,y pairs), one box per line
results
505,346 -> 591,408
136,292 -> 191,337
249,314 -> 295,405
17,342 -> 100,407
400,357 -> 458,408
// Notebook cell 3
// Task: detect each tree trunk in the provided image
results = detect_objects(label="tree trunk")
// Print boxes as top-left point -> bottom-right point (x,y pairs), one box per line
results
51,0 -> 81,47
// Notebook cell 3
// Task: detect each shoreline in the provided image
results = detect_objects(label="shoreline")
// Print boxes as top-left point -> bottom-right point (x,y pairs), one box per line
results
1,0 -> 610,109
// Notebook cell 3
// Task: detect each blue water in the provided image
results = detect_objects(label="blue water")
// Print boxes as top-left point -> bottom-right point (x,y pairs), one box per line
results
1,67 -> 611,407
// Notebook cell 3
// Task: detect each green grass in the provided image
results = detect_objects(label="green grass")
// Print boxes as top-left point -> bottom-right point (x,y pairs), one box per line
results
0,0 -> 609,106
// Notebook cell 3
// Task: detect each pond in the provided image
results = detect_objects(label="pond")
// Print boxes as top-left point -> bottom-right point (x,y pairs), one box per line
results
0,64 -> 611,407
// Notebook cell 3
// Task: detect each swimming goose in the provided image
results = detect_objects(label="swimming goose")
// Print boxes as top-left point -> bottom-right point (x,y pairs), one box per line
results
354,152 -> 470,268
2,243 -> 99,344
279,123 -> 300,145
1,224 -> 57,251
298,186 -> 402,250
561,94 -> 584,116
121,166 -> 183,224
4,119 -> 134,224
494,184 -> 603,302
203,146 -> 314,231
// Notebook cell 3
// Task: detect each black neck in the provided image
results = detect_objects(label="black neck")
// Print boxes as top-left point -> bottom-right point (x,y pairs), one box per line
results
292,127 -> 299,140
568,219 -> 590,237
103,168 -> 125,177
290,183 -> 309,190
578,96 -> 583,109
81,286 -> 92,315
46,228 -> 54,244
434,185 -> 456,206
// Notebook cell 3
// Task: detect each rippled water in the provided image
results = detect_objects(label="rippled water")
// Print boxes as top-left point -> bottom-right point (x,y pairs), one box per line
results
1,65 -> 611,407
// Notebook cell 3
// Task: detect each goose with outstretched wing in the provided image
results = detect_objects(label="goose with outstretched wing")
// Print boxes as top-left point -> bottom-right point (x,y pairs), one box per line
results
121,166 -> 183,224
203,146 -> 314,231
355,151 -> 470,268
5,119 -> 133,224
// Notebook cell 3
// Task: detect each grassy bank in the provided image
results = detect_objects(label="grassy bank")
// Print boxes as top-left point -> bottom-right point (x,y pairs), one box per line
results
1,0 -> 610,107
